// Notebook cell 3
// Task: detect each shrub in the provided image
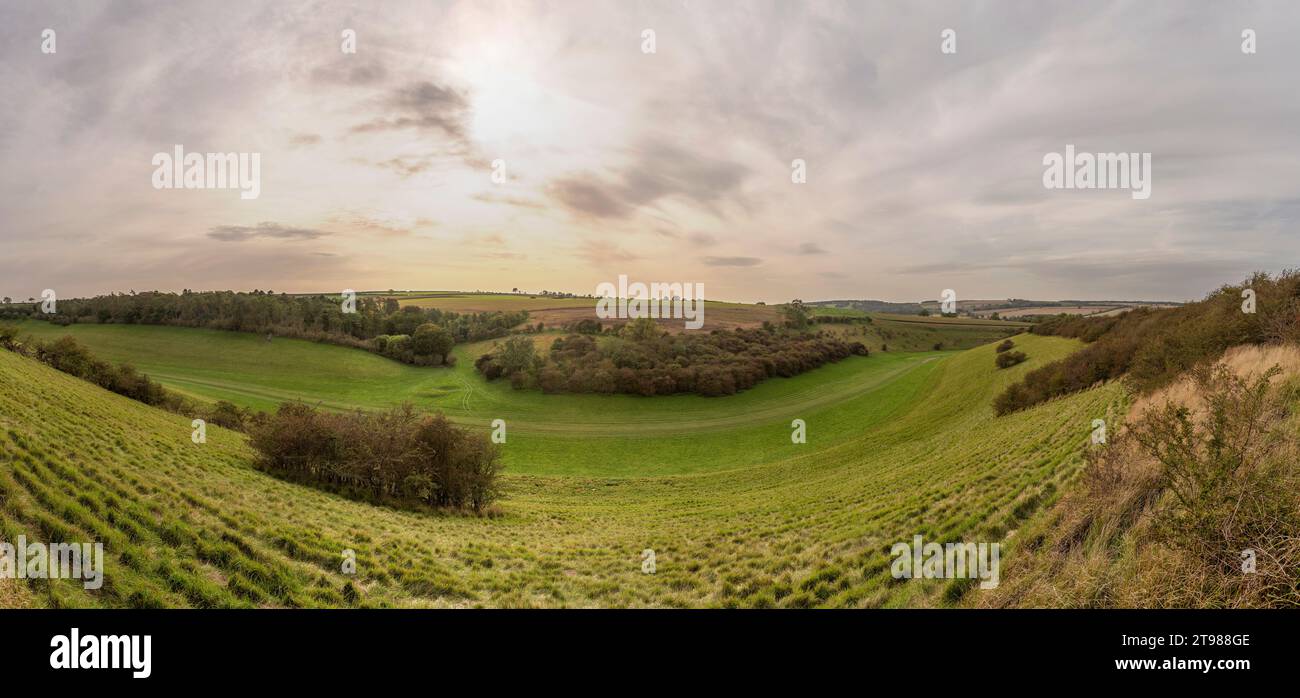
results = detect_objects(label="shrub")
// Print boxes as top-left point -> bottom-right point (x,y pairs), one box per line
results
995,339 -> 1015,353
996,270 -> 1300,414
995,351 -> 1027,369
207,400 -> 248,430
248,403 -> 503,513
1126,363 -> 1300,604
0,323 -> 19,349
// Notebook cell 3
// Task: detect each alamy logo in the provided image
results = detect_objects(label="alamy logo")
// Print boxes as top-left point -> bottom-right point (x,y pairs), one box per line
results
152,145 -> 261,200
596,275 -> 704,330
50,628 -> 151,679
890,535 -> 1000,590
0,535 -> 103,590
1042,144 -> 1151,200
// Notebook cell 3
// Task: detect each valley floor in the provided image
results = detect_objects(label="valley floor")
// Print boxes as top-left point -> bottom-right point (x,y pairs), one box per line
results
0,332 -> 1124,607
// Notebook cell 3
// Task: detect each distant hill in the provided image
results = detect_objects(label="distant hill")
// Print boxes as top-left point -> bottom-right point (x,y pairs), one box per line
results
807,299 -> 924,314
809,298 -> 1182,319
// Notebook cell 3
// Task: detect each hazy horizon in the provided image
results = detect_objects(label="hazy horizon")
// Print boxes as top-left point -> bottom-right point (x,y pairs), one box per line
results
4,0 -> 1299,304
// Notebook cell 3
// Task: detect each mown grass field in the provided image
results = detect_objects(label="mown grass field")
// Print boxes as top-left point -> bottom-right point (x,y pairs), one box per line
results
0,330 -> 1123,608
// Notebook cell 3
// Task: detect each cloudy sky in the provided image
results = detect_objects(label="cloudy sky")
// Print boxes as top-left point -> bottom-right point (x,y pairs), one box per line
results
2,0 -> 1298,303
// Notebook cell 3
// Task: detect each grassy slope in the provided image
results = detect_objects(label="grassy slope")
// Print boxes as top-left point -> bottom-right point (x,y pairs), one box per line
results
14,321 -> 941,477
0,334 -> 1123,608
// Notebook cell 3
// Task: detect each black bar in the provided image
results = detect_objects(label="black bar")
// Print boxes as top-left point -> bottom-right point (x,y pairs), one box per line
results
0,609 -> 1290,686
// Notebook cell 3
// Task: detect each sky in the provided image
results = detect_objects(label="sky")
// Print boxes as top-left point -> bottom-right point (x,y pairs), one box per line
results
2,0 -> 1299,304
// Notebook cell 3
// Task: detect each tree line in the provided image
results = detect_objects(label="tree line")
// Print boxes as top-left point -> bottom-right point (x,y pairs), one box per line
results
8,290 -> 527,366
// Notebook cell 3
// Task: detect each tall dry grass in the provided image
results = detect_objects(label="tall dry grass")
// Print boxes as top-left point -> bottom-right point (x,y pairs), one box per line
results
981,345 -> 1300,608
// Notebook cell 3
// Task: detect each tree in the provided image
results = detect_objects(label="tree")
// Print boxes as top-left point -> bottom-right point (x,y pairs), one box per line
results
411,323 -> 455,363
781,299 -> 810,328
620,316 -> 661,342
497,336 -> 540,376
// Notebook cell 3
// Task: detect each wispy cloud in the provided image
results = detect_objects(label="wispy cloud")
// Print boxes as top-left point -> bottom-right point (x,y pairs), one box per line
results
704,256 -> 763,267
208,222 -> 332,242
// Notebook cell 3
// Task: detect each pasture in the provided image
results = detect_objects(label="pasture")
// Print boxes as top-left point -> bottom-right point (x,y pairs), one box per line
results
0,329 -> 1122,608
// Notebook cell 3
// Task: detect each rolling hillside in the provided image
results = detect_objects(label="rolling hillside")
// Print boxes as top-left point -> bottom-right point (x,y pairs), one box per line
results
0,333 -> 1123,608
12,321 -> 940,476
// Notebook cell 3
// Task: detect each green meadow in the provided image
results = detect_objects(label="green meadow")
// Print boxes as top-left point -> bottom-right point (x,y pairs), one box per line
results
0,325 -> 1122,608
13,321 -> 943,477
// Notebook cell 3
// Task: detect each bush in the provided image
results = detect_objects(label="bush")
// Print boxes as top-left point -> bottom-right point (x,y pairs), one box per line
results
248,403 -> 502,513
0,323 -> 19,349
997,270 -> 1300,414
995,339 -> 1015,353
207,400 -> 248,430
995,351 -> 1027,369
1128,363 -> 1299,603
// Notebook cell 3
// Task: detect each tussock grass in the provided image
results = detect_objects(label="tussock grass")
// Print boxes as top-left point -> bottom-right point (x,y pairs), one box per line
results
980,345 -> 1300,608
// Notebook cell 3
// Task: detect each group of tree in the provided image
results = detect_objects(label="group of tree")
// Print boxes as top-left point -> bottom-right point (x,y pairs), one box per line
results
248,403 -> 502,513
995,270 -> 1300,415
476,317 -> 868,397
9,290 -> 527,366
812,314 -> 871,325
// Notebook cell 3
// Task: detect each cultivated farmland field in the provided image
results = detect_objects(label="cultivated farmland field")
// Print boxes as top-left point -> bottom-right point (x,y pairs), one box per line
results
387,292 -> 784,331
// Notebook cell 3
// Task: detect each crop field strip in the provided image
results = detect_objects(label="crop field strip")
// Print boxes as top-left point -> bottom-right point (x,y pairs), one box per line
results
0,333 -> 1122,607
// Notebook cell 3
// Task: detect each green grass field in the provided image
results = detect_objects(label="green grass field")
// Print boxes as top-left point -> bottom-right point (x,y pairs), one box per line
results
14,321 -> 945,477
0,327 -> 1123,608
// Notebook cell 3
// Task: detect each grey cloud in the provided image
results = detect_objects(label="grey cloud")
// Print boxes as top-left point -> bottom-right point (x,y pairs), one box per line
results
798,242 -> 827,254
375,156 -> 433,178
548,177 -> 634,219
547,140 -> 747,221
311,58 -> 388,87
577,239 -> 642,265
208,222 -> 332,242
472,192 -> 548,210
351,81 -> 471,143
704,256 -> 763,267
